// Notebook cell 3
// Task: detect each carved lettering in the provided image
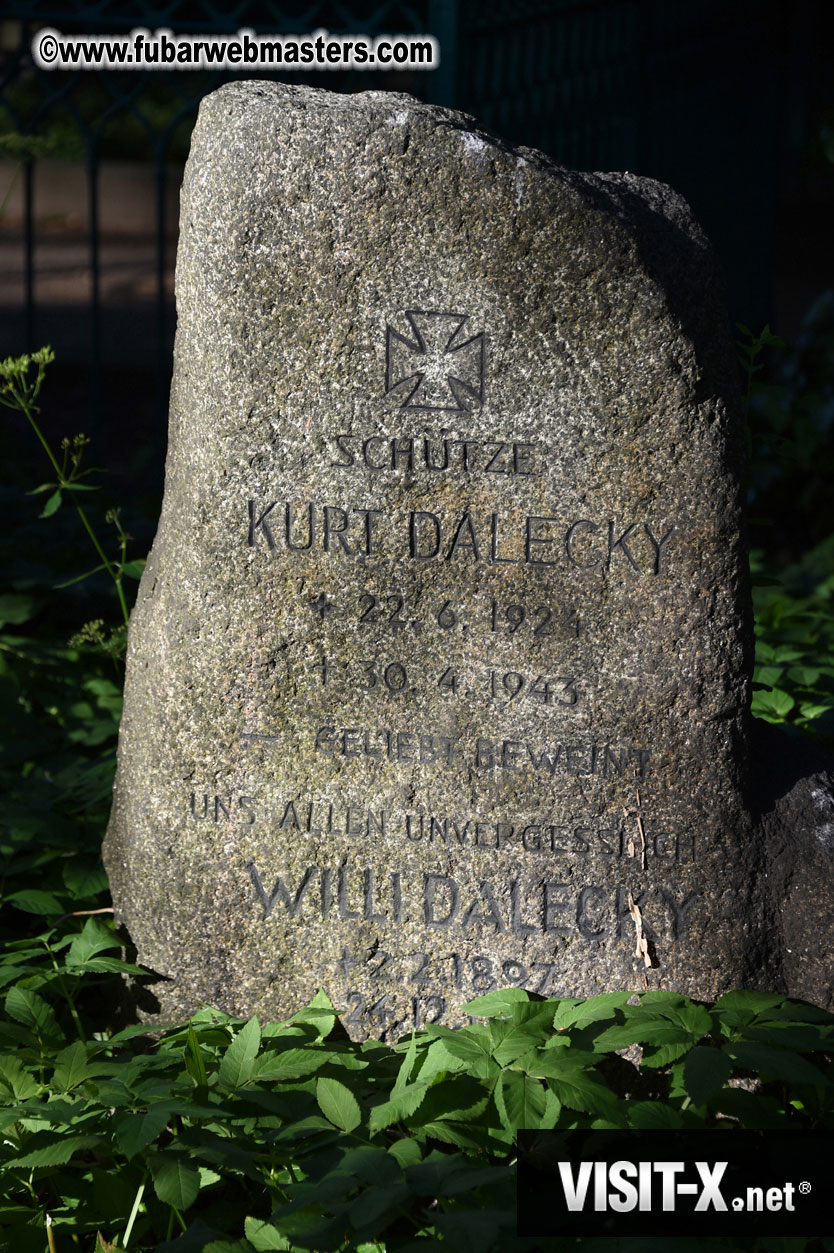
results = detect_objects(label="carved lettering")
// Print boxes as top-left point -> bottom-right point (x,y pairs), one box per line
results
245,860 -> 701,946
245,500 -> 676,574
329,434 -> 539,477
190,792 -> 256,823
248,862 -> 315,919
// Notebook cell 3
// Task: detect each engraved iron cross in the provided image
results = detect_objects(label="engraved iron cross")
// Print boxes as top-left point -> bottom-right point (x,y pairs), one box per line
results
384,311 -> 486,412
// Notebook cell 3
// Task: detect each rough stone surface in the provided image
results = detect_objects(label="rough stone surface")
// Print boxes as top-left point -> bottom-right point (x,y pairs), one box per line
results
751,722 -> 834,1011
105,81 -> 767,1036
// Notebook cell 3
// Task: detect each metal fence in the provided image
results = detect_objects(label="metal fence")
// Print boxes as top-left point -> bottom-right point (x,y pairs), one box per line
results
0,0 -> 821,443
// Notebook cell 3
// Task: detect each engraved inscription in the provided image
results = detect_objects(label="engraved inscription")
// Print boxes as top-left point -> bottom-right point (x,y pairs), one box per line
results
330,434 -> 536,477
246,861 -> 700,944
189,793 -> 256,823
312,726 -> 650,775
311,655 -> 582,710
338,946 -> 563,997
311,591 -> 580,640
189,790 -> 696,867
246,501 -> 676,575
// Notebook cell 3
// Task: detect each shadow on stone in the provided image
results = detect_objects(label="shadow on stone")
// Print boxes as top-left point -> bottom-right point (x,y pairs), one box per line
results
752,719 -> 834,1010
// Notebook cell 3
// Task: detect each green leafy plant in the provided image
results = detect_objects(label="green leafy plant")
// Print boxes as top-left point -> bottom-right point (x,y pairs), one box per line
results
740,314 -> 834,746
0,973 -> 832,1252
750,537 -> 834,737
0,349 -> 145,654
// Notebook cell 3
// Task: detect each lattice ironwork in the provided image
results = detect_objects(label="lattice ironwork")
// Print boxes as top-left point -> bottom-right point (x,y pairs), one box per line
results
0,2 -> 442,439
0,0 -> 809,444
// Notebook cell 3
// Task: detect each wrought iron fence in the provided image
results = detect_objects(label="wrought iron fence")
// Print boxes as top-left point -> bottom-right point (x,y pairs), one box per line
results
0,0 -> 820,444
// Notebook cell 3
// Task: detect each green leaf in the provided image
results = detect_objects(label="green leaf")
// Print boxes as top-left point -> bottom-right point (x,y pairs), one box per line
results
52,1041 -> 92,1093
69,956 -> 147,975
711,1086 -> 788,1128
541,1086 -> 562,1128
185,1023 -> 209,1087
5,986 -> 64,1045
121,559 -> 146,579
218,1017 -> 261,1088
250,1046 -> 331,1081
715,990 -> 785,1017
744,1022 -> 833,1051
433,1028 -> 494,1077
414,1119 -> 501,1150
405,1152 -> 472,1195
463,987 -> 530,1017
432,1208 -> 514,1252
799,701 -> 834,721
683,1046 -> 733,1105
724,1042 -> 831,1086
628,1101 -> 690,1129
0,1053 -> 40,1101
338,1144 -> 400,1185
62,861 -> 109,900
546,1068 -> 618,1116
7,1133 -> 101,1167
787,665 -> 821,685
494,1070 -> 547,1131
349,1181 -> 411,1230
403,1075 -> 489,1128
369,1082 -> 430,1133
39,488 -> 62,517
244,1217 -> 292,1251
0,967 -> 34,992
153,1156 -> 202,1211
770,645 -> 806,663
416,1039 -> 469,1085
753,664 -> 785,688
0,593 -> 39,626
508,1001 -> 563,1034
513,1047 -> 597,1079
84,677 -> 122,698
594,1002 -> 712,1066
66,916 -> 119,965
387,1137 -> 422,1168
266,1210 -> 343,1247
115,1105 -> 171,1159
489,1020 -> 547,1066
4,888 -> 64,915
317,1075 -> 361,1132
292,988 -> 336,1039
768,1001 -> 834,1025
393,1031 -> 418,1094
552,991 -> 634,1030
752,687 -> 795,720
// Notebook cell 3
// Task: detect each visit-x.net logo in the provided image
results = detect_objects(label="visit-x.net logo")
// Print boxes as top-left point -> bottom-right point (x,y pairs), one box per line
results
517,1131 -> 831,1237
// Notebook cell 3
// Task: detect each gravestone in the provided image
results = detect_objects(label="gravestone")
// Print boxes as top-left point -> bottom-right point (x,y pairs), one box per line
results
104,81 -> 765,1036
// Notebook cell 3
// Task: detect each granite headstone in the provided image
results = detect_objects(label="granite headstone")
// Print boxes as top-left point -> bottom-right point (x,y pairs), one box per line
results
104,81 -> 769,1036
